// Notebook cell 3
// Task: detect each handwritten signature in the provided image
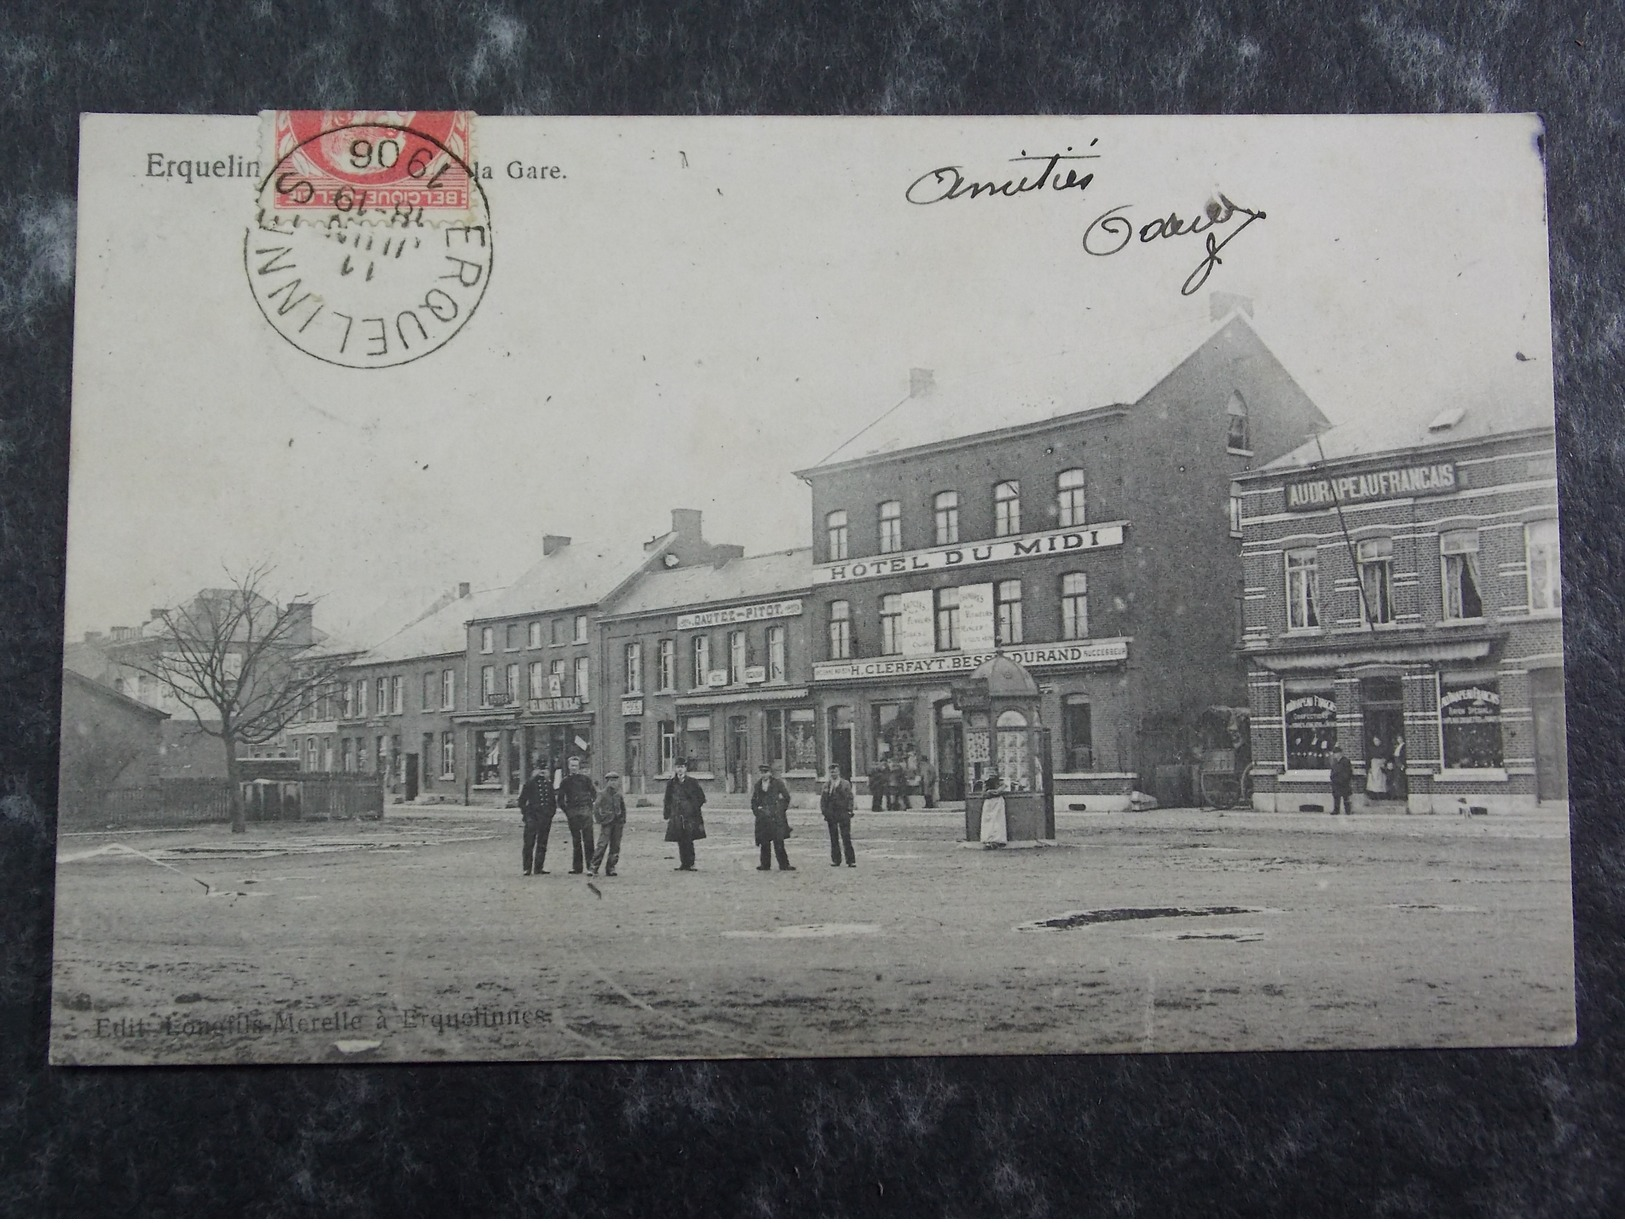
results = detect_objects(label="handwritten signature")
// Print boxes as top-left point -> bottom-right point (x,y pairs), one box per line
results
904,150 -> 1265,297
1083,195 -> 1266,297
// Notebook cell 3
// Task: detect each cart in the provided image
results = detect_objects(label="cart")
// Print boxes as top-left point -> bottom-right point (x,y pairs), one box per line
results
1196,706 -> 1253,810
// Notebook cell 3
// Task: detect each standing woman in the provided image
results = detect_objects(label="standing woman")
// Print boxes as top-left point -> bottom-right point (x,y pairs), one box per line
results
663,758 -> 707,871
979,772 -> 1008,849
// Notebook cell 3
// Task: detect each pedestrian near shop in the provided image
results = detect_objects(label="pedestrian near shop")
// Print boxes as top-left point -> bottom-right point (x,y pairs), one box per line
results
664,758 -> 707,870
867,760 -> 886,812
920,757 -> 939,808
821,766 -> 857,867
751,761 -> 795,871
589,771 -> 627,876
979,772 -> 1008,848
518,760 -> 556,875
558,755 -> 598,874
1329,746 -> 1355,815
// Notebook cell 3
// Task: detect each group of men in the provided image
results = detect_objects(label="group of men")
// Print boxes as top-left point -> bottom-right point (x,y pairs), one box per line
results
865,756 -> 937,812
516,756 -> 863,877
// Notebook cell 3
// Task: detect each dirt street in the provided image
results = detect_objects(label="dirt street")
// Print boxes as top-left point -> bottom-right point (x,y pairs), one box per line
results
49,802 -> 1575,1064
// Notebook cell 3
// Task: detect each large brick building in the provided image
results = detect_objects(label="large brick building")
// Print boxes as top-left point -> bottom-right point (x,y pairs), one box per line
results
1237,381 -> 1565,814
795,311 -> 1327,808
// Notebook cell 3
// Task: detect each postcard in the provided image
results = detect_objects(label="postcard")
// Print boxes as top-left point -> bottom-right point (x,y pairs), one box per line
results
52,112 -> 1571,1064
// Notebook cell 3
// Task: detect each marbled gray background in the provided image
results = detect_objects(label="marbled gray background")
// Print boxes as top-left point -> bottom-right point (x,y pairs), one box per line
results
2,1 -> 1622,1213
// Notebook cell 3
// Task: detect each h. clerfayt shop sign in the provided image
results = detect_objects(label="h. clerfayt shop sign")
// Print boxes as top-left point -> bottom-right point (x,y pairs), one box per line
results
813,522 -> 1126,584
814,639 -> 1129,682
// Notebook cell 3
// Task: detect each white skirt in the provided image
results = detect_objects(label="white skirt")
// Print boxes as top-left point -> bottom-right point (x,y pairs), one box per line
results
980,795 -> 1008,846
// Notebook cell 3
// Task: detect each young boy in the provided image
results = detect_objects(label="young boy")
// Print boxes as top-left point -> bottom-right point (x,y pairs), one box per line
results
589,771 -> 628,877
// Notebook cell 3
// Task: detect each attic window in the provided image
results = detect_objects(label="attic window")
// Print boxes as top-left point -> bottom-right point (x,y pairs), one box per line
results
1226,392 -> 1251,452
1428,406 -> 1467,432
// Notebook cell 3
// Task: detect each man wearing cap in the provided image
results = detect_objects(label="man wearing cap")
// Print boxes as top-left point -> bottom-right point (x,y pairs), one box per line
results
518,758 -> 557,875
589,771 -> 627,877
557,755 -> 599,874
751,760 -> 795,872
663,758 -> 707,870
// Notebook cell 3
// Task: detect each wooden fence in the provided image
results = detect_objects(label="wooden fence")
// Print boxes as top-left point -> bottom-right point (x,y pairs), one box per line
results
61,773 -> 384,830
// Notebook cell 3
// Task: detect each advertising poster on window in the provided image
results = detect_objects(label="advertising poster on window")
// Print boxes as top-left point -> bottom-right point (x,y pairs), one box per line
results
898,589 -> 935,657
1284,693 -> 1337,768
958,583 -> 996,652
1441,683 -> 1504,769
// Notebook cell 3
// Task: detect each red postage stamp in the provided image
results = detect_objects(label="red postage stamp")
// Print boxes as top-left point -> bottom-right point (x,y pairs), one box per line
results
265,110 -> 476,218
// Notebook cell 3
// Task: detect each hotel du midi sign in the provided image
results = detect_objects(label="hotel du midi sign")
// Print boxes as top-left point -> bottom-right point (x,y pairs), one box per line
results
812,522 -> 1126,584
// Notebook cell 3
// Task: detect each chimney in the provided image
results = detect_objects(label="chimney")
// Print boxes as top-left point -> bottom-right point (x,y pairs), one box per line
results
458,581 -> 471,598
671,508 -> 703,540
111,626 -> 131,641
910,368 -> 935,398
149,607 -> 168,622
285,601 -> 314,642
711,544 -> 745,566
542,534 -> 571,556
1210,291 -> 1254,321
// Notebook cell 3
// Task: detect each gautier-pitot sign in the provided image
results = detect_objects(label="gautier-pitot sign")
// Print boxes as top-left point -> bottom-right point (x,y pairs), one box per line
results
813,523 -> 1126,584
675,599 -> 803,629
812,639 -> 1130,682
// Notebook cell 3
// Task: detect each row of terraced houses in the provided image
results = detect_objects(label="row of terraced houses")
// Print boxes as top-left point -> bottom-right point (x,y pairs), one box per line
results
72,306 -> 1566,813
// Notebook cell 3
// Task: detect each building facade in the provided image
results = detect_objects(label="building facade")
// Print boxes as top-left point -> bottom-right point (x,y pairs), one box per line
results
599,549 -> 817,798
1238,397 -> 1565,814
796,314 -> 1328,808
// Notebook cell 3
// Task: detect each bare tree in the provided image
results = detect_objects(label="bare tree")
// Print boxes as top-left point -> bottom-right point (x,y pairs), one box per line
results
117,565 -> 352,833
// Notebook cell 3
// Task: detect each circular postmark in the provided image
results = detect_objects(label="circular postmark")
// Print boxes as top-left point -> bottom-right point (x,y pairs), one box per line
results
244,117 -> 492,369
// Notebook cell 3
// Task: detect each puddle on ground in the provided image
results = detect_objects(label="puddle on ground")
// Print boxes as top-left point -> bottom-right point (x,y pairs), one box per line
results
1017,905 -> 1266,932
722,923 -> 883,939
1150,928 -> 1266,943
1385,903 -> 1482,913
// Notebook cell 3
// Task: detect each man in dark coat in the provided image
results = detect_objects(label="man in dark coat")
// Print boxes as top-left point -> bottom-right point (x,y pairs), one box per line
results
867,761 -> 886,812
557,755 -> 598,873
821,765 -> 857,867
589,771 -> 627,877
518,760 -> 556,875
663,758 -> 707,870
1329,745 -> 1355,814
751,761 -> 795,871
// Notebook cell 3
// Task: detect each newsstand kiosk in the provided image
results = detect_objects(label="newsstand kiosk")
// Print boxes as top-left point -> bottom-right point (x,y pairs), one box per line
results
958,653 -> 1055,843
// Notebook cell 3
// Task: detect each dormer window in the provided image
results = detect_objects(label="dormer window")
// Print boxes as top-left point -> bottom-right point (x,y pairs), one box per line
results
1226,391 -> 1251,453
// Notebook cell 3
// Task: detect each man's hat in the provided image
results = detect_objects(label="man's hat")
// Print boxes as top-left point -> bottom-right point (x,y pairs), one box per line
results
604,771 -> 620,780
758,762 -> 771,771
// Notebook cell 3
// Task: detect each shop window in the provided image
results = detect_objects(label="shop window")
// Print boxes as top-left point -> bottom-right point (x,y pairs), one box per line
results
766,709 -> 785,766
441,668 -> 455,711
574,657 -> 590,702
1358,537 -> 1395,625
995,579 -> 1023,646
935,587 -> 960,652
787,708 -> 818,772
828,601 -> 852,660
1063,696 -> 1093,771
476,730 -> 502,786
1285,548 -> 1320,630
682,715 -> 713,773
880,593 -> 902,655
1441,529 -> 1483,620
1440,679 -> 1503,768
934,491 -> 960,546
624,641 -> 642,695
879,500 -> 902,553
1283,691 -> 1336,769
657,639 -> 676,691
871,702 -> 916,762
827,510 -> 849,561
1226,391 -> 1251,452
1061,573 -> 1089,639
1057,468 -> 1086,527
994,480 -> 1021,536
440,731 -> 455,779
1526,519 -> 1561,612
691,635 -> 710,688
728,630 -> 746,684
767,625 -> 786,683
658,720 -> 677,774
480,626 -> 494,654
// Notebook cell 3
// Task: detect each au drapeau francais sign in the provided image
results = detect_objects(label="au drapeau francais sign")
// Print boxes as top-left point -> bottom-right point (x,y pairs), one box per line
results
813,522 -> 1126,584
1284,461 -> 1458,511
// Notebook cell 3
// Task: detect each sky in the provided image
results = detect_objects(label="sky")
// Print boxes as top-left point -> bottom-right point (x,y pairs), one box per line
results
63,113 -> 1554,644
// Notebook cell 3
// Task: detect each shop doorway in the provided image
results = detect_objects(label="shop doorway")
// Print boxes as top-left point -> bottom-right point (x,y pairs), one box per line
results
624,722 -> 643,794
827,705 -> 853,781
935,701 -> 964,801
1360,678 -> 1406,801
1531,668 -> 1568,801
726,715 -> 749,792
403,753 -> 419,801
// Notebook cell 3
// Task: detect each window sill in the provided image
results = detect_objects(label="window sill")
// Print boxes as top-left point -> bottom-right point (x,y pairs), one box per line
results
1227,447 -> 1255,458
1281,628 -> 1326,638
1278,769 -> 1332,783
1436,768 -> 1509,783
1435,618 -> 1488,629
